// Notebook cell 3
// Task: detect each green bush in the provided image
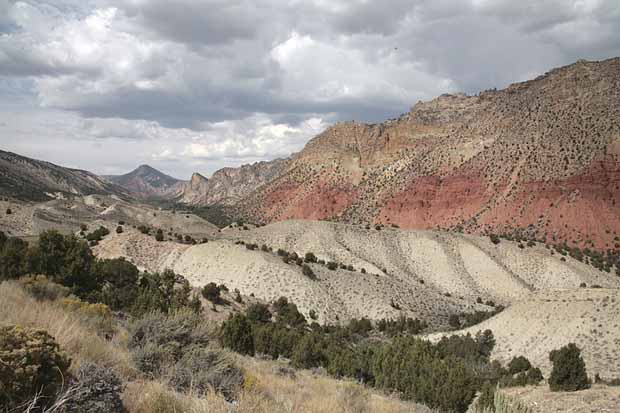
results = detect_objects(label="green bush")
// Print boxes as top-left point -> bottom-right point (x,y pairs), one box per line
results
292,333 -> 326,369
93,257 -> 140,311
246,303 -> 272,323
373,337 -> 478,412
273,297 -> 306,328
201,282 -> 221,303
526,367 -> 544,384
220,313 -> 254,356
376,315 -> 427,336
132,270 -> 197,315
549,343 -> 590,391
35,231 -> 97,294
85,226 -> 110,242
304,252 -> 317,263
327,261 -> 338,270
0,236 -> 29,280
0,325 -> 71,411
508,356 -> 532,375
302,264 -> 316,279
223,297 -> 500,413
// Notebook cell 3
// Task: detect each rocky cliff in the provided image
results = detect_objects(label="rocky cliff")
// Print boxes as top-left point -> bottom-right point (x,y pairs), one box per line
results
236,58 -> 620,249
180,159 -> 289,205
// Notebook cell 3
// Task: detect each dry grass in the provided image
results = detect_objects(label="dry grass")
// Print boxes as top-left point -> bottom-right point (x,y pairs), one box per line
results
501,384 -> 620,413
1,281 -> 428,413
0,281 -> 136,379
122,356 -> 430,413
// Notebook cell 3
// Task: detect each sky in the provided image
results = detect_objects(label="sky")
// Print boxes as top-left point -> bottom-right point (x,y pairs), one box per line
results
0,0 -> 619,179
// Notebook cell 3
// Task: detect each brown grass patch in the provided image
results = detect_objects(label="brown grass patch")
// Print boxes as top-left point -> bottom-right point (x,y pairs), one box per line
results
0,281 -> 136,379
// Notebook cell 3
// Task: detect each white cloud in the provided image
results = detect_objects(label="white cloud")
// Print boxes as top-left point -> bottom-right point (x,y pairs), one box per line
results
183,114 -> 329,161
0,0 -> 618,178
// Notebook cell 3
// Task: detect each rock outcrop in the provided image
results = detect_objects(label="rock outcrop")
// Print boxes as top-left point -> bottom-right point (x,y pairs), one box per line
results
180,158 -> 289,205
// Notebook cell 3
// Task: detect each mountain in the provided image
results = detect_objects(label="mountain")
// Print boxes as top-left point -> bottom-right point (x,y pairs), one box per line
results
235,58 -> 620,250
0,149 -> 129,201
104,164 -> 186,200
180,158 -> 288,205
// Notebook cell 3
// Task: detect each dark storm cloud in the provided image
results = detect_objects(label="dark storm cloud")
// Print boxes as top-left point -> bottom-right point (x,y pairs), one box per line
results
0,0 -> 619,177
112,0 -> 265,45
395,0 -> 620,93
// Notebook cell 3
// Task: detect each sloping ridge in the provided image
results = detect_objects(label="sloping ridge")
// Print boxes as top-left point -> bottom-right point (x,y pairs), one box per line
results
0,150 -> 129,201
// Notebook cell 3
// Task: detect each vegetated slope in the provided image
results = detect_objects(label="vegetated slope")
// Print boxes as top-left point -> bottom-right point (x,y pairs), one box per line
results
0,281 -> 430,413
93,220 -> 618,326
104,164 -> 186,200
428,288 -> 620,379
0,150 -> 130,201
237,58 -> 620,250
0,194 -> 219,239
180,158 -> 288,205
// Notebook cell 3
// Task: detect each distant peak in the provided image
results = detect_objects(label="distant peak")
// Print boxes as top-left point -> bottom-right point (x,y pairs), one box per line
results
191,172 -> 208,181
136,164 -> 156,172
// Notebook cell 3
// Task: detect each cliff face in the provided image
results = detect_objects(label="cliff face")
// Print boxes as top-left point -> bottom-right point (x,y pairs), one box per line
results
180,159 -> 289,205
180,172 -> 210,204
236,58 -> 620,249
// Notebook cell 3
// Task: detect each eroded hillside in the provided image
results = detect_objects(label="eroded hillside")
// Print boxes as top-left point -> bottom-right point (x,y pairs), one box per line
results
93,220 -> 618,327
235,58 -> 620,249
427,288 -> 620,379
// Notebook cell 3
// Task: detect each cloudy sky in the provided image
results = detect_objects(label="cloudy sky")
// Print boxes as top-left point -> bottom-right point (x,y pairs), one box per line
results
1,0 -> 619,179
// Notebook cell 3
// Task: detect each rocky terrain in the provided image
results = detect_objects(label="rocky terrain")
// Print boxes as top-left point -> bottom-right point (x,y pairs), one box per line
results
104,164 -> 186,200
92,219 -> 618,327
180,158 -> 288,205
232,58 -> 620,250
0,194 -> 218,240
0,150 -> 130,201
